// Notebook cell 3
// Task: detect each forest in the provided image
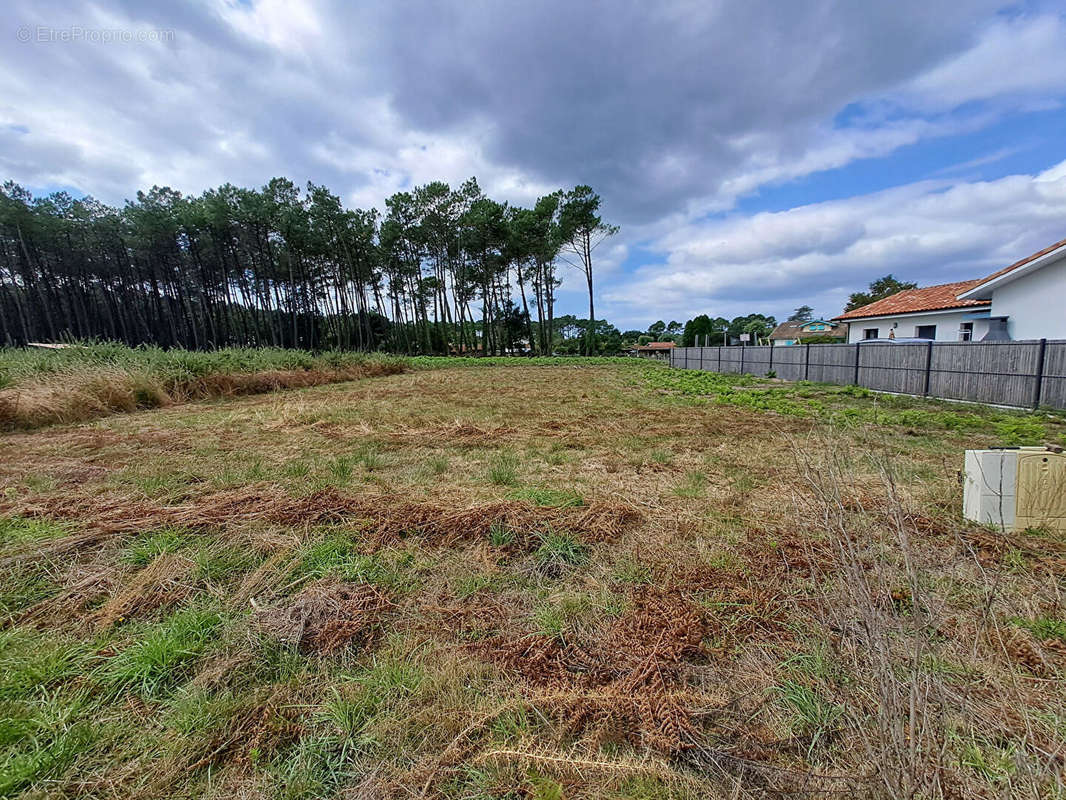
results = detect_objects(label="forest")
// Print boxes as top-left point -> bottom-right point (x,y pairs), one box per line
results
0,178 -> 618,356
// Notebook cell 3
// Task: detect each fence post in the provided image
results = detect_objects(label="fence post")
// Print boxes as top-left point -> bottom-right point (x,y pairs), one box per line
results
768,342 -> 774,376
804,343 -> 811,381
1033,338 -> 1048,409
700,345 -> 704,371
853,343 -> 861,385
740,345 -> 745,375
922,340 -> 934,396
718,346 -> 722,372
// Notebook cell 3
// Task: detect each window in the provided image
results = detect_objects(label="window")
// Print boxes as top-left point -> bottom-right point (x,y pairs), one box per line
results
863,328 -> 879,339
915,325 -> 937,340
959,322 -> 973,342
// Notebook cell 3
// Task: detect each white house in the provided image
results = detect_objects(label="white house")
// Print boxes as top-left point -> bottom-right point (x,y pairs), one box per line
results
833,280 -> 992,343
834,236 -> 1066,343
956,236 -> 1066,341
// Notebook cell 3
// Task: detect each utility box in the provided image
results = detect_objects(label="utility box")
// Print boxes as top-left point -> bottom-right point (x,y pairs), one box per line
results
963,447 -> 1066,532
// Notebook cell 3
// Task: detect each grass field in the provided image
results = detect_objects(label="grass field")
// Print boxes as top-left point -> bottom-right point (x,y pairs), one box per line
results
1,359 -> 1065,798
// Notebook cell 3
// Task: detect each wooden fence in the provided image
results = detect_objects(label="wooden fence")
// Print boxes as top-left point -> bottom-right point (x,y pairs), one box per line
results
669,339 -> 1066,410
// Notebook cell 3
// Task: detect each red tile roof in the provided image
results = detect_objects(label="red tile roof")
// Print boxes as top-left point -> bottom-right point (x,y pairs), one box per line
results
833,280 -> 990,321
633,341 -> 676,350
966,235 -> 1066,292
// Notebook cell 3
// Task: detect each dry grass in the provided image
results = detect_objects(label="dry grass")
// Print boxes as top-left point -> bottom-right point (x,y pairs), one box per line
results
1,363 -> 1064,799
0,360 -> 407,430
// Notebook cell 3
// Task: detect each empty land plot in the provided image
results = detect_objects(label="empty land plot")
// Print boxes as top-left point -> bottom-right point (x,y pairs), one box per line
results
1,362 -> 1065,799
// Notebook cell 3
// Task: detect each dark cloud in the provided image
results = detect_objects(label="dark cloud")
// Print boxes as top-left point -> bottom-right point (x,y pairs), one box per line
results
2,0 -> 1065,328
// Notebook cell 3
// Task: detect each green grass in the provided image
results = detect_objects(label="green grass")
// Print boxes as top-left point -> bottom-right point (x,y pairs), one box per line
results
0,517 -> 70,548
122,528 -> 191,566
104,605 -> 225,696
486,452 -> 520,487
533,530 -> 589,571
0,342 -> 406,388
644,366 -> 1062,443
299,534 -> 420,593
488,522 -> 516,548
1011,615 -> 1066,642
509,487 -> 584,507
3,358 -> 1065,798
775,680 -> 844,757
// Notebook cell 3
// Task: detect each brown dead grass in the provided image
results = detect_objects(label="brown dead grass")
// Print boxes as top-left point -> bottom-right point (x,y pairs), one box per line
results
0,487 -> 642,562
0,361 -> 407,430
254,579 -> 393,654
2,365 -> 1064,799
479,584 -> 709,754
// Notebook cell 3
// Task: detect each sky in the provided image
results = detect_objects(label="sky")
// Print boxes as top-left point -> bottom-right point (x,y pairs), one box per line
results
3,1 -> 1066,331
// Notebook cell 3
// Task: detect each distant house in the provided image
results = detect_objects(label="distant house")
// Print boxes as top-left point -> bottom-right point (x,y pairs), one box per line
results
833,236 -> 1066,343
627,341 -> 676,360
769,319 -> 842,346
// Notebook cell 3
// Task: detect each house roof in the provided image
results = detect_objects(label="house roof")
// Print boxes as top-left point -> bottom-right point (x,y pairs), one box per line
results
833,280 -> 990,321
769,320 -> 840,339
958,235 -> 1066,300
632,341 -> 676,350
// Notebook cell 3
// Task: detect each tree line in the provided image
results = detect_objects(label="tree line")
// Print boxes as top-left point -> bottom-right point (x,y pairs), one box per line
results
0,177 -> 617,355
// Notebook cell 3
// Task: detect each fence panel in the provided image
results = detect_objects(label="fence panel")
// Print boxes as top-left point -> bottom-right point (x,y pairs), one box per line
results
859,342 -> 929,395
742,345 -> 772,377
668,340 -> 1066,410
927,341 -> 1040,408
1040,341 -> 1066,409
770,345 -> 806,381
719,346 -> 743,374
806,344 -> 857,386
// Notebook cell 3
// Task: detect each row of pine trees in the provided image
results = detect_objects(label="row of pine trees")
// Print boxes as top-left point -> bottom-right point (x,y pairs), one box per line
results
0,177 -> 616,354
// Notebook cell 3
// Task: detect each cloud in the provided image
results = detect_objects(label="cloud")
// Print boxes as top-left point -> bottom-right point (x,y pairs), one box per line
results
602,161 -> 1066,323
904,14 -> 1066,110
2,1 -> 1066,330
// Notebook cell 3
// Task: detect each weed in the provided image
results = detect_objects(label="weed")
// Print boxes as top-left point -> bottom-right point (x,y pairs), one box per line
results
487,451 -> 520,486
299,534 -> 419,593
328,454 -> 356,484
455,574 -> 498,599
649,448 -> 673,466
533,530 -> 589,571
283,459 -> 312,479
424,454 -> 450,476
0,516 -> 69,547
0,630 -> 94,696
509,487 -> 584,507
775,680 -> 843,757
612,557 -> 652,585
0,565 -> 56,617
672,471 -> 707,498
104,605 -> 225,696
1011,615 -> 1066,642
488,522 -> 516,548
123,528 -> 189,566
358,445 -> 385,473
192,543 -> 259,582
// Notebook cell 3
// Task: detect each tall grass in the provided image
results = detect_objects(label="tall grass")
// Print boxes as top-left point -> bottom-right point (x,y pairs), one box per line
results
0,342 -> 409,430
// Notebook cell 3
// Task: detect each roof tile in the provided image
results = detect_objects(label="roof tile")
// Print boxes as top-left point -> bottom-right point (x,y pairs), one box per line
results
833,280 -> 990,321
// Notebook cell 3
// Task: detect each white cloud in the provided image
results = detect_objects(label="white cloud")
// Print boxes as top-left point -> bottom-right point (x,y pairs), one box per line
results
904,14 -> 1066,110
602,162 -> 1066,325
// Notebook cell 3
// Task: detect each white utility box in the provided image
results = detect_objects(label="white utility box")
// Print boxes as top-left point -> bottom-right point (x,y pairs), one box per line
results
963,447 -> 1066,532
